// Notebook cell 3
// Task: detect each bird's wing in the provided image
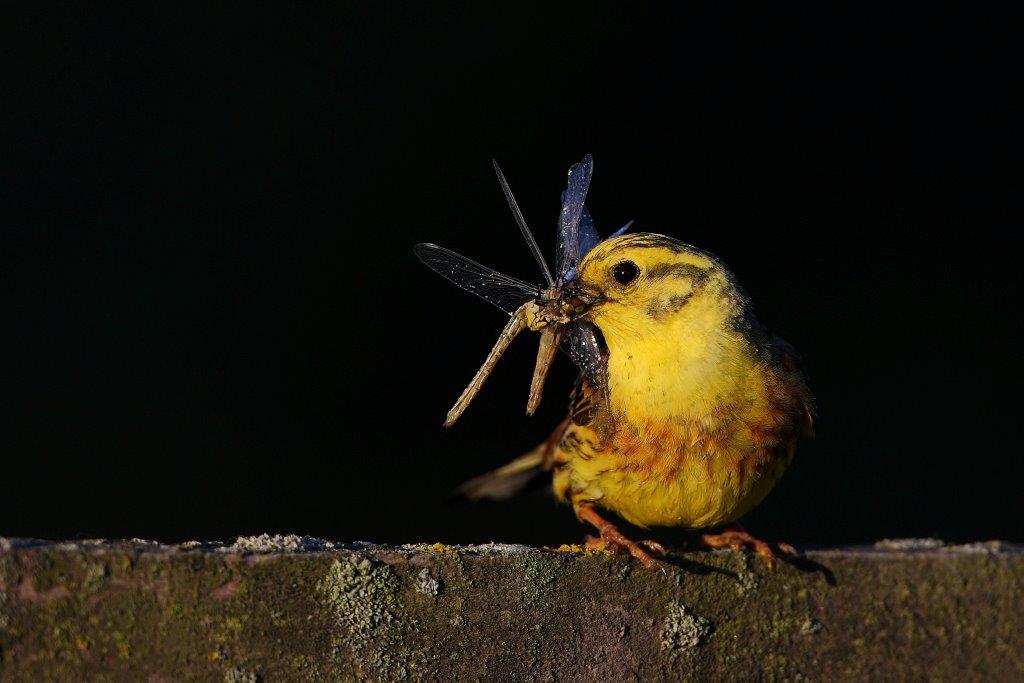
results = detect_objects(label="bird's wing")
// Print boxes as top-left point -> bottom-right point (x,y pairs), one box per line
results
565,376 -> 615,445
568,375 -> 598,427
771,336 -> 817,438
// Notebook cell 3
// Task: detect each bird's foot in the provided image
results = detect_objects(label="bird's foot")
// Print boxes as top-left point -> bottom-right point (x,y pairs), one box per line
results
584,533 -> 666,568
699,524 -> 798,569
576,505 -> 665,569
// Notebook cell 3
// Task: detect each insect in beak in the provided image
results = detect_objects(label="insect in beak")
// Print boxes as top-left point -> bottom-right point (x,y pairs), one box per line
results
418,154 -> 627,428
560,279 -> 602,315
521,280 -> 604,415
444,290 -> 572,427
524,288 -> 572,417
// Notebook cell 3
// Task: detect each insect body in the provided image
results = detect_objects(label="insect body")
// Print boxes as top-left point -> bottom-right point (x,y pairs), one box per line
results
415,156 -> 815,568
415,155 -> 620,427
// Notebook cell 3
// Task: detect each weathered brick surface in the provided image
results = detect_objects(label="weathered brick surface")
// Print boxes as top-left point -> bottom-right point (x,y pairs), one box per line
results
1,537 -> 1021,681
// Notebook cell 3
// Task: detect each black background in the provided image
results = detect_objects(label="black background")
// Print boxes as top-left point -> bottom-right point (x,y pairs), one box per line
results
3,4 -> 1020,547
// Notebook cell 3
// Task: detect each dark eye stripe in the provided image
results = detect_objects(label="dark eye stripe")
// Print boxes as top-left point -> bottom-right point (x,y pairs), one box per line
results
645,262 -> 709,283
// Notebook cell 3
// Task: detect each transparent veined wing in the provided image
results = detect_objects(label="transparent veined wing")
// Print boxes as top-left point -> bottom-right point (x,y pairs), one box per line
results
555,155 -> 593,281
560,203 -> 599,283
562,321 -> 613,435
578,206 -> 601,260
561,321 -> 605,388
413,243 -> 540,315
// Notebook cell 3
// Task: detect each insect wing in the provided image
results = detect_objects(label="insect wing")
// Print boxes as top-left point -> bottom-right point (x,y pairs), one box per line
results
413,243 -> 540,315
578,206 -> 601,259
555,155 -> 593,281
561,321 -> 605,388
562,321 -> 614,437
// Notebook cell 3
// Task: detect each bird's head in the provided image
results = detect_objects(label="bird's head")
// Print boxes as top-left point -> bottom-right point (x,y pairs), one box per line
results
563,233 -> 754,352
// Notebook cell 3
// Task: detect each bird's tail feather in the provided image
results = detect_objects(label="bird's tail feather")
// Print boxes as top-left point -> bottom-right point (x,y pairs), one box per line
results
454,445 -> 546,502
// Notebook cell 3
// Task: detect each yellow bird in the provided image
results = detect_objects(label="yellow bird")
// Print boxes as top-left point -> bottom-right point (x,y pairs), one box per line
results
418,157 -> 815,568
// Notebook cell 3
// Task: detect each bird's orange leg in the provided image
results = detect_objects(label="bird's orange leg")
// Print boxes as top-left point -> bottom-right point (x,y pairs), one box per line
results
576,504 -> 665,569
699,523 -> 797,568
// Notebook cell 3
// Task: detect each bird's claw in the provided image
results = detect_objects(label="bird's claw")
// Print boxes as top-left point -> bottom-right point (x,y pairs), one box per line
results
638,539 -> 668,555
576,505 -> 665,569
585,527 -> 665,569
699,525 -> 800,569
776,541 -> 800,557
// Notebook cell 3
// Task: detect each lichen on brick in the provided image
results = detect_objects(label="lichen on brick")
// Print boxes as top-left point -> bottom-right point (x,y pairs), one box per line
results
736,569 -> 759,595
225,534 -> 337,553
506,551 -> 559,607
874,538 -> 945,551
660,601 -> 712,652
416,568 -> 441,596
80,560 -> 108,593
317,555 -> 414,681
224,666 -> 259,682
800,617 -> 823,636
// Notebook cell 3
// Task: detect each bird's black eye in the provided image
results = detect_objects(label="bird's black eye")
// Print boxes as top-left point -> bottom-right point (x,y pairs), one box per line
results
611,260 -> 640,286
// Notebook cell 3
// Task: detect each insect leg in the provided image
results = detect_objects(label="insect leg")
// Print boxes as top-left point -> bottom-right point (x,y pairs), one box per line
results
444,304 -> 528,427
526,325 -> 564,416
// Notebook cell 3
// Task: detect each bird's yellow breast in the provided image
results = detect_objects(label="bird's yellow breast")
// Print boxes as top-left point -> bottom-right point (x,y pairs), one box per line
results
559,409 -> 796,529
551,241 -> 809,529
555,337 -> 799,528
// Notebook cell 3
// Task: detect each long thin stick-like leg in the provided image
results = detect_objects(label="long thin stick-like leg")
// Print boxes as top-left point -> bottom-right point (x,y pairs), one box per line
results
526,325 -> 564,416
444,305 -> 528,427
